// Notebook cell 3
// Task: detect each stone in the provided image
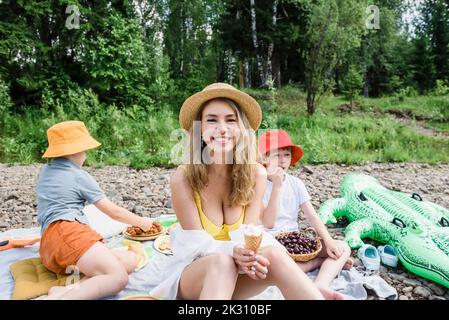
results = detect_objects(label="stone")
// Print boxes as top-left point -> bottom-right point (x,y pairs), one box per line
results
402,286 -> 413,293
413,286 -> 432,298
389,273 -> 406,282
427,283 -> 446,296
142,187 -> 154,196
399,295 -> 409,300
403,279 -> 421,287
106,190 -> 119,199
379,266 -> 388,274
132,205 -> 144,214
164,200 -> 172,208
123,195 -> 137,201
5,193 -> 19,201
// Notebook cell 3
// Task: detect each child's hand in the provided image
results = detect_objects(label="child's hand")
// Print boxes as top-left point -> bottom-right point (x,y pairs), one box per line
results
139,217 -> 153,232
325,239 -> 343,260
266,166 -> 284,187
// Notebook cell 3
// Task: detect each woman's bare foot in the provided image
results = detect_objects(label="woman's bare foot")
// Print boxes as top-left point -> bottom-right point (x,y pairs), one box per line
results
316,285 -> 344,300
343,257 -> 354,270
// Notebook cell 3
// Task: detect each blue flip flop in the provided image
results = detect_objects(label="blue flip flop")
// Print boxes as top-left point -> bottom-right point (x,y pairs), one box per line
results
378,245 -> 398,267
357,244 -> 381,271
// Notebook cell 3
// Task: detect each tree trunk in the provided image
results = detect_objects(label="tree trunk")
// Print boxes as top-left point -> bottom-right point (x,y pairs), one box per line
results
250,0 -> 265,87
273,51 -> 281,87
335,69 -> 340,93
179,7 -> 185,76
216,49 -> 225,82
245,60 -> 252,87
239,58 -> 244,87
265,0 -> 278,87
363,72 -> 369,97
306,91 -> 315,115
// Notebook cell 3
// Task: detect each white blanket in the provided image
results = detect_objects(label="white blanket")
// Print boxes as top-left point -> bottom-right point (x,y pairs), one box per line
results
0,227 -> 396,300
0,227 -> 280,300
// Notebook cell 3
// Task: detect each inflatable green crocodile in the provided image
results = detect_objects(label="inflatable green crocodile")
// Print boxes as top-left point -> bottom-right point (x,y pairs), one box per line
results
319,173 -> 449,288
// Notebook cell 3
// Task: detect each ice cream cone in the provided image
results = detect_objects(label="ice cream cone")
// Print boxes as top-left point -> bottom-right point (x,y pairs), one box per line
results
244,224 -> 263,253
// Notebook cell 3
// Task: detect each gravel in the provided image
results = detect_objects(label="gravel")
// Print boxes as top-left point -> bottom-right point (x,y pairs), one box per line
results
1,161 -> 448,300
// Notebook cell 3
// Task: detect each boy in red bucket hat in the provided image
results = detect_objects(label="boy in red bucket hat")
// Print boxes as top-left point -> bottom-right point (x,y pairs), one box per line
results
258,130 -> 353,299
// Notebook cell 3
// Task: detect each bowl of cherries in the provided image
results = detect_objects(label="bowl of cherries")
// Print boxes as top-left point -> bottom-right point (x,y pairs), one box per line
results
275,228 -> 322,262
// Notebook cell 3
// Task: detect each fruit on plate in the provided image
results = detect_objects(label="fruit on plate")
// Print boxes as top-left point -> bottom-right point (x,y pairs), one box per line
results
275,231 -> 319,255
126,221 -> 163,237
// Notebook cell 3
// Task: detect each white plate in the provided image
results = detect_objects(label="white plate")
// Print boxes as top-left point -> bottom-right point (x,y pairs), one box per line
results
153,235 -> 173,255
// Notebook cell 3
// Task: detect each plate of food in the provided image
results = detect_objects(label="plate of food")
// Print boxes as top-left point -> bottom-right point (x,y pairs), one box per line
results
123,221 -> 166,241
153,235 -> 173,255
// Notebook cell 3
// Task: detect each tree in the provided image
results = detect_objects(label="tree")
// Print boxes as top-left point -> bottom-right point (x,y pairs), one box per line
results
302,0 -> 364,114
420,0 -> 449,82
342,65 -> 363,108
410,34 -> 436,93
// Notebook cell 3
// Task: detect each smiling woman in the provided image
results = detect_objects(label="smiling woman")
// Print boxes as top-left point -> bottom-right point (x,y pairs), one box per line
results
148,83 -> 326,300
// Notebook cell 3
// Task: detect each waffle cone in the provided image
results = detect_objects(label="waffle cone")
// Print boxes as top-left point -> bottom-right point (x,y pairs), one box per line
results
244,234 -> 263,253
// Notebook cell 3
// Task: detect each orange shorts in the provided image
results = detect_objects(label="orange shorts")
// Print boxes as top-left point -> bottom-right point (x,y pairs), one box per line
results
40,220 -> 103,274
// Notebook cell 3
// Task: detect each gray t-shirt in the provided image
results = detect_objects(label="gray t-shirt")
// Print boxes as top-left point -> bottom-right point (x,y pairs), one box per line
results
36,157 -> 106,234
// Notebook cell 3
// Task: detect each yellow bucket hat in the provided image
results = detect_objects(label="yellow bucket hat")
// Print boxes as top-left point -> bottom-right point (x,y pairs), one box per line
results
179,83 -> 262,131
42,121 -> 101,158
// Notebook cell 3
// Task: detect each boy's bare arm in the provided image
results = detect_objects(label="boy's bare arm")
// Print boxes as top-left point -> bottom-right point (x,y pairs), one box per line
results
244,163 -> 267,224
261,166 -> 284,229
94,198 -> 153,231
261,184 -> 282,229
300,201 -> 333,243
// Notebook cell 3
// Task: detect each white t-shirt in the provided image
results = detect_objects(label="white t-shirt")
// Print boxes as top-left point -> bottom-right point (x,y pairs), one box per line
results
262,173 -> 311,234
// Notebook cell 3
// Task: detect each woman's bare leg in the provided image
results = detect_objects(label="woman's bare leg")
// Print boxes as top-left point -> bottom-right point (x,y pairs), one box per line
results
232,246 -> 324,300
178,254 -> 239,300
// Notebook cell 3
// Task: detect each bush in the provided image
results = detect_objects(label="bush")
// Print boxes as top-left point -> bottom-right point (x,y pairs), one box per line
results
388,75 -> 404,95
0,78 -> 12,116
342,65 -> 363,107
435,80 -> 449,96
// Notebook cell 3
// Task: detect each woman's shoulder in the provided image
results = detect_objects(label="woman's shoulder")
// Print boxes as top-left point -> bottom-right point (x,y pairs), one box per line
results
171,165 -> 189,185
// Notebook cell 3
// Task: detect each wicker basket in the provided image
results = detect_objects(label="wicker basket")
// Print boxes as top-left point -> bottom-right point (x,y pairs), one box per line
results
275,227 -> 322,262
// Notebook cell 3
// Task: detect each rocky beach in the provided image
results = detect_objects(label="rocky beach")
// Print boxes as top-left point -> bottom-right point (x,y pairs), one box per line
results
1,162 -> 448,300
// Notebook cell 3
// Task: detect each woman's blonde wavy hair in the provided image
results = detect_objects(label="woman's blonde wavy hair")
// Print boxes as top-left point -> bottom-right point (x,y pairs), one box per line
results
183,98 -> 258,207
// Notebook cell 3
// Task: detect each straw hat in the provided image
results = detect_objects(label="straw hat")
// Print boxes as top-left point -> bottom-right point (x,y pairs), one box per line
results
258,130 -> 303,167
179,83 -> 262,130
42,121 -> 101,158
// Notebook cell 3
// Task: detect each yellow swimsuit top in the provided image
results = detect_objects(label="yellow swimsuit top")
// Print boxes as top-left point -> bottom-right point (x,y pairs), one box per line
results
179,165 -> 245,241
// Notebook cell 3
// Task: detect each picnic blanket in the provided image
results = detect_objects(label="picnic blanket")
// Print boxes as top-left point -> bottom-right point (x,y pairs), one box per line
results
0,227 -> 396,300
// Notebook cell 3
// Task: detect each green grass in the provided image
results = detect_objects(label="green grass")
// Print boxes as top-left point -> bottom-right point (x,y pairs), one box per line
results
358,95 -> 449,124
1,85 -> 449,167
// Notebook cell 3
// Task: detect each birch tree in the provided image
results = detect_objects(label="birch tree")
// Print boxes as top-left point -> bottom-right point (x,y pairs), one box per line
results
250,0 -> 266,87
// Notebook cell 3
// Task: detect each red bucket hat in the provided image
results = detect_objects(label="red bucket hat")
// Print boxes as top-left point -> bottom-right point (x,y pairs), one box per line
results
258,130 -> 303,167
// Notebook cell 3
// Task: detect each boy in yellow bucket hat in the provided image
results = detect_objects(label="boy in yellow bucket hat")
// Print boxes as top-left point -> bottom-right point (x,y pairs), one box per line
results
37,120 -> 153,300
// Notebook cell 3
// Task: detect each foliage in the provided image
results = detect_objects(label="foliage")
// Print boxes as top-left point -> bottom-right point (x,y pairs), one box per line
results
342,65 -> 363,106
